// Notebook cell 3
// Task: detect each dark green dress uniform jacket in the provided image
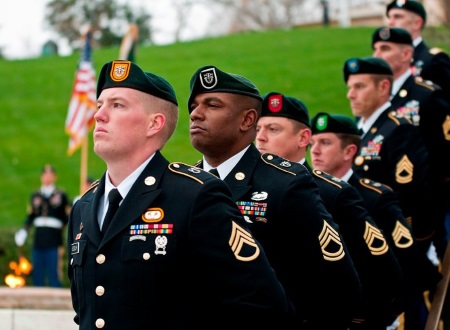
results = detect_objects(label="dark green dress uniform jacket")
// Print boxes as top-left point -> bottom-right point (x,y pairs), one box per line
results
390,74 -> 450,187
26,188 -> 69,249
68,151 -> 293,330
352,109 -> 432,247
390,75 -> 450,256
412,41 -> 450,102
349,174 -> 442,304
195,145 -> 362,330
306,164 -> 403,328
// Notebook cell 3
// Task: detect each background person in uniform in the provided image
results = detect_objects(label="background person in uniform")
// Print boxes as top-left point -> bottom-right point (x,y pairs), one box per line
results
309,112 -> 442,330
343,56 -> 435,330
386,0 -> 450,101
188,65 -> 362,329
68,60 -> 293,330
256,92 -> 404,329
371,26 -> 450,261
15,164 -> 70,287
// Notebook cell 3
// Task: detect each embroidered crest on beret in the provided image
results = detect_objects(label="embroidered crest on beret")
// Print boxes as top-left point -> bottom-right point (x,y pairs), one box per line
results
110,61 -> 131,82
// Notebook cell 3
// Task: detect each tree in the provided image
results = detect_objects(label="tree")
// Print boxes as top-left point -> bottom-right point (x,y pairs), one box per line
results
44,0 -> 153,50
210,0 -> 307,32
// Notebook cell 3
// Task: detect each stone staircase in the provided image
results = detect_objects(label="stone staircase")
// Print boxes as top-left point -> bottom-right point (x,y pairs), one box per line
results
0,286 -> 77,330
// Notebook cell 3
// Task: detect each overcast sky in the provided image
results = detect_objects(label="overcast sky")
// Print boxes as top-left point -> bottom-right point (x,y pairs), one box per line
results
0,0 -> 211,60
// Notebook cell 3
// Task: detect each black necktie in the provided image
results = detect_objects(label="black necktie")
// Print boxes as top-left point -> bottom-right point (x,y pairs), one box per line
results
209,168 -> 220,178
102,188 -> 122,234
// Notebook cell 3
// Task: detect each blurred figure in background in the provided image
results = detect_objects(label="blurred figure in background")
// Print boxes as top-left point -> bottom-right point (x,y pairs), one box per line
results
15,164 -> 70,287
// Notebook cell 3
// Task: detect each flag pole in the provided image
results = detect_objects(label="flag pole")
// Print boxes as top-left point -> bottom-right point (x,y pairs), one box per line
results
79,135 -> 88,195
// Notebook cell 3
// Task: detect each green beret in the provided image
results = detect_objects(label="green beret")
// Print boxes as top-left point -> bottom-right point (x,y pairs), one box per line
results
97,60 -> 178,106
343,56 -> 393,82
372,27 -> 413,46
386,0 -> 426,23
311,112 -> 361,135
188,65 -> 262,112
261,92 -> 310,127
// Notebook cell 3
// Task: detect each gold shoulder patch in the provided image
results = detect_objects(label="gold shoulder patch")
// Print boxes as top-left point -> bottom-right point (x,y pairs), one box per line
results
260,153 -> 297,175
395,155 -> 413,184
392,221 -> 414,248
429,47 -> 445,55
359,178 -> 393,194
168,162 -> 210,184
319,221 -> 346,261
312,170 -> 343,189
364,222 -> 389,255
443,115 -> 450,141
229,221 -> 260,261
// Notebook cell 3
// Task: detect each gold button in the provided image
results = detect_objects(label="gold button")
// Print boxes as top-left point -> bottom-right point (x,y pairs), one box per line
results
354,156 -> 364,166
95,286 -> 105,296
96,254 -> 106,264
143,253 -> 151,260
235,172 -> 245,181
95,318 -> 105,328
144,176 -> 156,186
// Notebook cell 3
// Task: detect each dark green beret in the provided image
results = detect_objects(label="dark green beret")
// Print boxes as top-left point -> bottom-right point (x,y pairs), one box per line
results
97,60 -> 178,106
343,56 -> 393,82
261,92 -> 310,127
386,0 -> 426,23
188,65 -> 262,112
311,112 -> 361,135
372,27 -> 413,46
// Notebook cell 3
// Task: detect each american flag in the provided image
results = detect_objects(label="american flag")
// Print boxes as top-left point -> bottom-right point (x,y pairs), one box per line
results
65,30 -> 96,155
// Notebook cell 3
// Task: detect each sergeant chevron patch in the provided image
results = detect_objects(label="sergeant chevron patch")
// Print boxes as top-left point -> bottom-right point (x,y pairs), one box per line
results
364,223 -> 389,255
392,221 -> 414,248
396,155 -> 413,184
318,221 -> 345,261
229,221 -> 260,261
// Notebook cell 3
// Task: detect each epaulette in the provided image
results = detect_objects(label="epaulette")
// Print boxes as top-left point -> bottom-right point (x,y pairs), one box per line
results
388,111 -> 412,125
260,153 -> 299,175
79,180 -> 100,199
359,178 -> 393,194
312,170 -> 344,189
168,162 -> 212,184
414,77 -> 436,91
429,47 -> 446,55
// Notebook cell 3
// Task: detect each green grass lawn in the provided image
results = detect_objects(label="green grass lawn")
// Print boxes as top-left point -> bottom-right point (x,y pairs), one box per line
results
1,25 -> 448,229
0,26 -> 365,228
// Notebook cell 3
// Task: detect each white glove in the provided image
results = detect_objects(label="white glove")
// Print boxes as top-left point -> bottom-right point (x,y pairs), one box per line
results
15,228 -> 28,247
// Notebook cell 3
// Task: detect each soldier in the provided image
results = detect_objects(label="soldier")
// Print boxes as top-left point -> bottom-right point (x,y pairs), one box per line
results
371,26 -> 450,260
188,65 -> 362,329
16,164 -> 70,287
343,56 -> 436,330
67,60 -> 294,330
256,92 -> 404,329
386,0 -> 450,101
309,112 -> 442,330
344,56 -> 430,249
